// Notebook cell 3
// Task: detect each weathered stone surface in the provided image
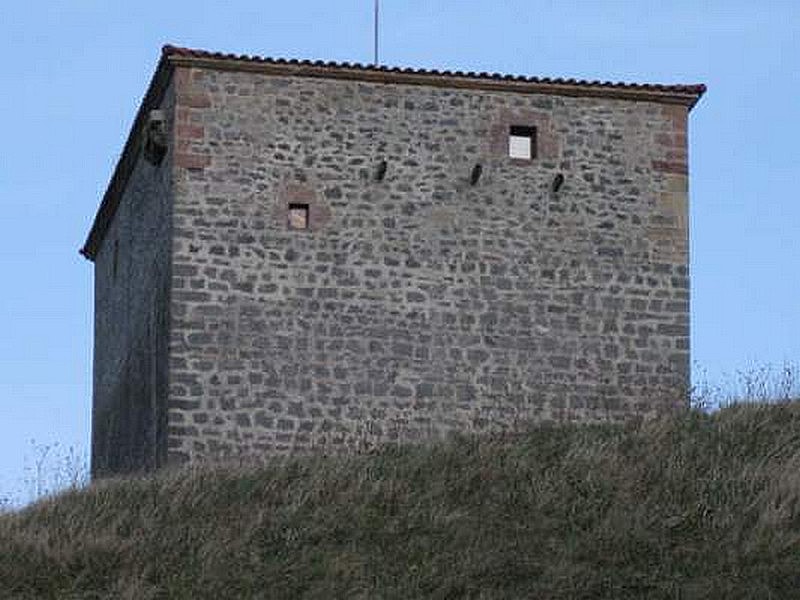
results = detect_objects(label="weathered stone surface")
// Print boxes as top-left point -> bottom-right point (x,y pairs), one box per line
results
90,80 -> 175,477
89,61 -> 695,473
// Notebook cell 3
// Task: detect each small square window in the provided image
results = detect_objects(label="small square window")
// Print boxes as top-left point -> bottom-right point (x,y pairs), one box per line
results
509,125 -> 537,159
288,203 -> 309,230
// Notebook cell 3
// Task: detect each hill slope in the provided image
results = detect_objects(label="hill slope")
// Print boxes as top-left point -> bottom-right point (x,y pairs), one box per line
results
2,403 -> 800,599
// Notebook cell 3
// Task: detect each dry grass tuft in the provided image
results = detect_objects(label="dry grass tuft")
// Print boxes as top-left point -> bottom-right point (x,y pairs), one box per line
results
2,401 -> 800,599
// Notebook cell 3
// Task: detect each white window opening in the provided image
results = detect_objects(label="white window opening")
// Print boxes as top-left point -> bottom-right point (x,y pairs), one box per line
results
288,203 -> 309,230
509,125 -> 536,160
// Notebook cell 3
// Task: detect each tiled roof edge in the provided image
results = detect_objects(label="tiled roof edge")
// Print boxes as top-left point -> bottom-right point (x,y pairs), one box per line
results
163,44 -> 706,105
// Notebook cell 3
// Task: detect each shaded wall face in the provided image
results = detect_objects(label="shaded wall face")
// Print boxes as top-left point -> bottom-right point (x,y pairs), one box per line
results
91,84 -> 174,477
168,67 -> 690,462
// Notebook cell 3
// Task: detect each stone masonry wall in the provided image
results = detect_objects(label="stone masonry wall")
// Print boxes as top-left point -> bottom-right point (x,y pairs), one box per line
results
166,66 -> 690,462
91,81 -> 174,476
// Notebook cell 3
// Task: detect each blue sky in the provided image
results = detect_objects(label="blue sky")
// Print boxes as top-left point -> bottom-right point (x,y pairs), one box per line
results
1,1 -> 798,504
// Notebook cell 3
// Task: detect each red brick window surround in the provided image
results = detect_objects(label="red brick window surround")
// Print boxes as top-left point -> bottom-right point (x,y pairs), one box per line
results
489,111 -> 557,162
288,203 -> 310,230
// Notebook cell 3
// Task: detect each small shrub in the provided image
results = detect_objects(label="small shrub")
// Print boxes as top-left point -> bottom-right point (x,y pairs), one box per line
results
21,440 -> 89,505
692,360 -> 800,410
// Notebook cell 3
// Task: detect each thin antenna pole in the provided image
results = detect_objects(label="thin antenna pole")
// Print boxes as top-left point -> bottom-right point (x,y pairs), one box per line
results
373,0 -> 379,65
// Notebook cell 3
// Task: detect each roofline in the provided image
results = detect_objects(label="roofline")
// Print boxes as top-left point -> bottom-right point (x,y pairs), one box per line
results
80,45 -> 706,261
165,45 -> 706,108
80,54 -> 174,261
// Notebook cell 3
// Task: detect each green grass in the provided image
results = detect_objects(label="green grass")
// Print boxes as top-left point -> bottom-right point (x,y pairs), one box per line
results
2,402 -> 800,599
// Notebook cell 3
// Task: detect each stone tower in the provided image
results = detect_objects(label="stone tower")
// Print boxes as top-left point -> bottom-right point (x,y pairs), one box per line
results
81,45 -> 704,476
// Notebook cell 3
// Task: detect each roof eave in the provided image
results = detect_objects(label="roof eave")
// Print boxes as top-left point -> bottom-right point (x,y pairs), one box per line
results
80,55 -> 174,261
166,52 -> 706,109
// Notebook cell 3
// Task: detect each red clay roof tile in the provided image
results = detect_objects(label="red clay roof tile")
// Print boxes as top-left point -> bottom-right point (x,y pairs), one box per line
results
162,44 -> 707,97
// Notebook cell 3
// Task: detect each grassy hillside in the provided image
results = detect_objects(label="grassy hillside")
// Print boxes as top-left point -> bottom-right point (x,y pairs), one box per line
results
2,402 -> 800,599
